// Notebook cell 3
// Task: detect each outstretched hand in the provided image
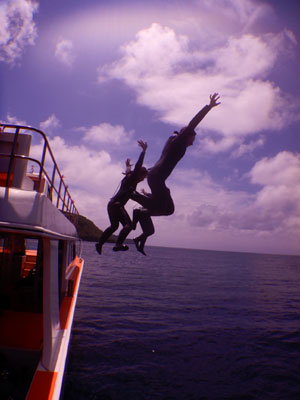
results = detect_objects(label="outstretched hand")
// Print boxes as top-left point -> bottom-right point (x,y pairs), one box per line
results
123,158 -> 133,175
209,93 -> 221,108
137,140 -> 148,152
187,92 -> 221,130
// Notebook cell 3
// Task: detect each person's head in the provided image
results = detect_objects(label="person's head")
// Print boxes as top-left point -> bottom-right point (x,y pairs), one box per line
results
138,166 -> 148,182
177,127 -> 196,146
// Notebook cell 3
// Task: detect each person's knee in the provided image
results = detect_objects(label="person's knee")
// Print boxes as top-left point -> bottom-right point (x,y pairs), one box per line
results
145,220 -> 155,236
124,222 -> 132,232
164,202 -> 175,216
140,217 -> 155,236
156,195 -> 174,216
148,225 -> 155,236
110,222 -> 119,231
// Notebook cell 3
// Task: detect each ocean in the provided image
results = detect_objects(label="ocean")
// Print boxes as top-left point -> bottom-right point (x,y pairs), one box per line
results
63,242 -> 300,400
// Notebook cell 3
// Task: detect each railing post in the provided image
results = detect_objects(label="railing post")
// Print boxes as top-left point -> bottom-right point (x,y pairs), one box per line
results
66,195 -> 71,212
38,142 -> 47,193
62,186 -> 67,211
56,178 -> 62,208
49,165 -> 56,201
5,126 -> 20,187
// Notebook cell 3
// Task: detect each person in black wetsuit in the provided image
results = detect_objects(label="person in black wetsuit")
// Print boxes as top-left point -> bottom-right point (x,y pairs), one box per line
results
131,93 -> 220,255
95,140 -> 148,254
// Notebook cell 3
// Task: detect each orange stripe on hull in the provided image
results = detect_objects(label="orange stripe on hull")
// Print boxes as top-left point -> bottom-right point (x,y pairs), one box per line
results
60,262 -> 81,329
26,370 -> 58,400
60,295 -> 73,330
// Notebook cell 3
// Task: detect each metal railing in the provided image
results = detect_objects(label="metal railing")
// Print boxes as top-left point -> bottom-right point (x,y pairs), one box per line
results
0,123 -> 79,215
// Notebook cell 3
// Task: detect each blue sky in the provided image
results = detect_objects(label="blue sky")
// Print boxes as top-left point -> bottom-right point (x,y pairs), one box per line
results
1,0 -> 300,255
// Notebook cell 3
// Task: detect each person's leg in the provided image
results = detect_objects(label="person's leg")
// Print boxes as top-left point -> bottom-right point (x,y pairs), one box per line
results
132,207 -> 146,230
155,188 -> 174,216
133,212 -> 155,255
132,189 -> 174,234
130,176 -> 174,255
96,202 -> 120,254
131,191 -> 154,209
133,236 -> 147,255
133,172 -> 175,217
113,207 -> 132,251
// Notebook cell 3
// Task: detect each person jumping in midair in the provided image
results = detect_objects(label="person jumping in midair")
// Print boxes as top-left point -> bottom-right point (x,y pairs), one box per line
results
131,93 -> 221,255
95,140 -> 148,254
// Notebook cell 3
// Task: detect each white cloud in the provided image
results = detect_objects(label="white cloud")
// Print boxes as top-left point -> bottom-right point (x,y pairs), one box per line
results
30,136 -> 117,192
213,33 -> 277,79
3,113 -> 27,125
176,151 -> 300,236
98,13 -> 298,153
231,137 -> 265,158
209,0 -> 273,32
248,152 -> 300,233
249,151 -> 300,187
284,28 -> 297,46
0,0 -> 38,64
55,38 -> 75,67
199,136 -> 238,154
81,122 -> 134,146
40,114 -> 61,134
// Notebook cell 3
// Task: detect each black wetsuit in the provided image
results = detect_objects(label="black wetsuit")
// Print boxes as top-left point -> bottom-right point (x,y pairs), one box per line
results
98,150 -> 146,247
131,105 -> 211,216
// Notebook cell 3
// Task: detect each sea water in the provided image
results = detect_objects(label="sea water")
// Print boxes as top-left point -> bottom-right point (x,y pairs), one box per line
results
64,242 -> 300,400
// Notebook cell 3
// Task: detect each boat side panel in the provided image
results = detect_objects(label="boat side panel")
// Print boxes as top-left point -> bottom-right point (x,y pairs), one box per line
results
0,188 -> 77,237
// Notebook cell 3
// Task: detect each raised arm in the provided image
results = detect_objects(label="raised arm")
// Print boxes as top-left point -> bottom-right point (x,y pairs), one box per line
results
137,140 -> 147,153
188,93 -> 220,130
133,140 -> 147,175
124,158 -> 133,175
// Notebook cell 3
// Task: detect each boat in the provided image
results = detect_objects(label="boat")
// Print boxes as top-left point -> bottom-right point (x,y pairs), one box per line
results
0,123 -> 84,399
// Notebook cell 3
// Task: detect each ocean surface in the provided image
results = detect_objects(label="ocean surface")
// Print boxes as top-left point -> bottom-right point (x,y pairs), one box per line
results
63,242 -> 300,400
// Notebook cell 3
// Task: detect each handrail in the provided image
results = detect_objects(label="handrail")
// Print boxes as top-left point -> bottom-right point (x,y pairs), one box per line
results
0,123 -> 79,215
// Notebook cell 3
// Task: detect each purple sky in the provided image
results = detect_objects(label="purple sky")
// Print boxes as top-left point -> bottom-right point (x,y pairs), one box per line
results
1,0 -> 300,255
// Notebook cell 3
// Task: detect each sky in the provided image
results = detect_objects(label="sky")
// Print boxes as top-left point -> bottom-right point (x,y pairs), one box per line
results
1,0 -> 300,255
